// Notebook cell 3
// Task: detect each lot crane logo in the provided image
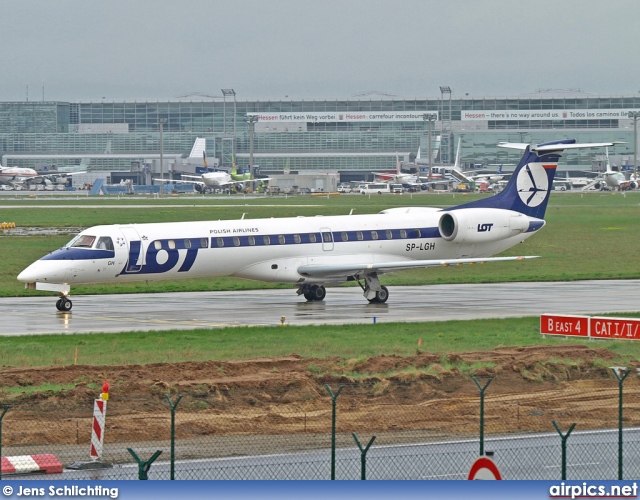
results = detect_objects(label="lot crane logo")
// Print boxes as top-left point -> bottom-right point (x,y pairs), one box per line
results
516,162 -> 549,207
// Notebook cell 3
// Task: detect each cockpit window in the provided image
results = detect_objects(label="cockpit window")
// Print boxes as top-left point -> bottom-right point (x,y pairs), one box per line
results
96,237 -> 114,251
68,234 -> 96,248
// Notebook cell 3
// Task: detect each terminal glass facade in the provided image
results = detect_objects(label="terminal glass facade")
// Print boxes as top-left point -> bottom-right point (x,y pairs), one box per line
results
1,93 -> 639,176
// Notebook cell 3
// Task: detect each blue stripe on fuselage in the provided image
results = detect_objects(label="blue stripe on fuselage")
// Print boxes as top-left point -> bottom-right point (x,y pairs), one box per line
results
41,248 -> 115,260
40,227 -> 442,262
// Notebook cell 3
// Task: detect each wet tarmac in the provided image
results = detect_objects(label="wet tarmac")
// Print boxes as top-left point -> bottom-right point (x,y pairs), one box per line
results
1,280 -> 639,336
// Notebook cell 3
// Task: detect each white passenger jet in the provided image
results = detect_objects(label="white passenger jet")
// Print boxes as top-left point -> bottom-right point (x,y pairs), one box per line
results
0,166 -> 40,186
594,147 -> 637,191
18,139 -> 619,312
0,165 -> 85,189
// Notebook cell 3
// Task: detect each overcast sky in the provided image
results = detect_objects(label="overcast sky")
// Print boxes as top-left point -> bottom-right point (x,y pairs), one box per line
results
3,0 -> 639,102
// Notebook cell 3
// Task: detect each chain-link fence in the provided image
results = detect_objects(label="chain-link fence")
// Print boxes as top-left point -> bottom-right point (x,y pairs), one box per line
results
2,371 -> 640,480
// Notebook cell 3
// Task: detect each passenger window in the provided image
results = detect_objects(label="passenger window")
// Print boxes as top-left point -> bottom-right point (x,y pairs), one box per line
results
322,232 -> 332,242
233,237 -> 240,247
294,234 -> 301,244
278,235 -> 285,244
154,241 -> 162,250
400,230 -> 407,239
309,233 -> 317,243
248,236 -> 256,246
371,231 -> 378,240
184,239 -> 192,249
357,231 -> 363,241
415,229 -> 421,238
200,238 -> 208,248
386,230 -> 393,239
217,238 -> 224,247
168,240 -> 176,249
95,237 -> 114,251
341,232 -> 348,241
263,235 -> 271,245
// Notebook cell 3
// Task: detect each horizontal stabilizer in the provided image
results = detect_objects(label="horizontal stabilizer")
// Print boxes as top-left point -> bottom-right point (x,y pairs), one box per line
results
498,141 -> 624,151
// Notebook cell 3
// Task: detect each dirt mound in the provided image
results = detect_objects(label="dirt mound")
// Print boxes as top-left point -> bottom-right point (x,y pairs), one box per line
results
1,345 -> 638,447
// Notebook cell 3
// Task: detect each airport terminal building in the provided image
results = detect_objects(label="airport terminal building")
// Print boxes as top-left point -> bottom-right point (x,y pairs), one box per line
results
1,90 -> 639,183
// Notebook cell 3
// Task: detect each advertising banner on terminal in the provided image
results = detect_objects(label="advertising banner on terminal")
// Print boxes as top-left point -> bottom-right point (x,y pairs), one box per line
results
462,109 -> 640,121
246,111 -> 437,123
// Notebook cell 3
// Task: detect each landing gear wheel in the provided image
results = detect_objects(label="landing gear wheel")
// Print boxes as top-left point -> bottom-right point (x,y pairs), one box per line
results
56,297 -> 73,312
304,285 -> 326,301
367,286 -> 389,304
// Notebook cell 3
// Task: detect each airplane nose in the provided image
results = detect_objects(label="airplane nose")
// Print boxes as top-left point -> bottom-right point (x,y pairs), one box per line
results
17,265 -> 39,283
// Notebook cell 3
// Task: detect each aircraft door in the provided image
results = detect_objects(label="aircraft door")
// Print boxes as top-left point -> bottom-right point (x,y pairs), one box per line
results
119,226 -> 145,273
320,227 -> 334,251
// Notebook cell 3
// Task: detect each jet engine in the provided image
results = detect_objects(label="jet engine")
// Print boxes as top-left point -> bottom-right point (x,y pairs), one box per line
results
438,208 -> 533,244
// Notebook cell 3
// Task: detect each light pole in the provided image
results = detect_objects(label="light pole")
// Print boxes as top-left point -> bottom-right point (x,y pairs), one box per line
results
629,111 -> 640,182
158,118 -> 166,195
246,114 -> 259,181
423,113 -> 437,175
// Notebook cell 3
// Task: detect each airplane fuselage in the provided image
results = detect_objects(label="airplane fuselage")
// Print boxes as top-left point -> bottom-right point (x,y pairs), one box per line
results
201,172 -> 232,187
0,167 -> 38,184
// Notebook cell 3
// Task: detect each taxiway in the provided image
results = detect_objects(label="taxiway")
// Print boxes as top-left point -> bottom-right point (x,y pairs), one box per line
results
1,280 -> 639,336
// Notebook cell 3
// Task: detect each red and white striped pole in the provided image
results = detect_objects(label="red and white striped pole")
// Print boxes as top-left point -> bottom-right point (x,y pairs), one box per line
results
90,382 -> 109,461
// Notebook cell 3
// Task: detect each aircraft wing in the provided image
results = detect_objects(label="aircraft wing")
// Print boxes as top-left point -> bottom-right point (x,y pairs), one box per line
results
153,177 -> 204,186
56,171 -> 86,176
297,255 -> 537,279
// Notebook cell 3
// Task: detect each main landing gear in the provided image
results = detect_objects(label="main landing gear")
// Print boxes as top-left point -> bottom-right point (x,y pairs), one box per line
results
56,295 -> 73,312
297,272 -> 390,304
367,285 -> 389,304
299,284 -> 327,301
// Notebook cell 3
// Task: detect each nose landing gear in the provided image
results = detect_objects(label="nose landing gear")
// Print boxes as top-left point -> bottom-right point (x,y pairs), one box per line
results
56,295 -> 73,312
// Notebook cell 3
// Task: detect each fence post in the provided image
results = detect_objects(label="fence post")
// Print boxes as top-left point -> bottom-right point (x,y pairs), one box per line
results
352,432 -> 376,480
611,368 -> 630,480
127,448 -> 162,480
325,384 -> 344,480
472,376 -> 493,456
552,421 -> 576,480
0,405 -> 9,480
165,394 -> 183,481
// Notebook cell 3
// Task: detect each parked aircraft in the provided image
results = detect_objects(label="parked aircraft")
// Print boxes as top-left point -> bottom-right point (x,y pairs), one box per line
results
0,165 -> 85,189
468,165 -> 506,184
594,147 -> 638,191
18,139 -> 619,312
0,166 -> 40,185
372,153 -> 422,185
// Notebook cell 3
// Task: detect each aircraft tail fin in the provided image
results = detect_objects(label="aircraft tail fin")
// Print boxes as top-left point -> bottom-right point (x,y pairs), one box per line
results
450,139 -> 620,219
453,138 -> 462,169
189,138 -> 207,158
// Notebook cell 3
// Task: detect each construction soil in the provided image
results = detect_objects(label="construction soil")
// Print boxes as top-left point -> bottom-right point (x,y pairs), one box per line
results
1,344 -> 639,449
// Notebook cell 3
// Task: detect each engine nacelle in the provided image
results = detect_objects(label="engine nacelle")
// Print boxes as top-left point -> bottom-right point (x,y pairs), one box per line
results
438,208 -> 534,244
629,181 -> 638,190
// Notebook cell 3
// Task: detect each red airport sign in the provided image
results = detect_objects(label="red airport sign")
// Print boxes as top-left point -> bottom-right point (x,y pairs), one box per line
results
540,314 -> 589,337
590,316 -> 640,340
468,456 -> 502,480
541,314 -> 640,341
